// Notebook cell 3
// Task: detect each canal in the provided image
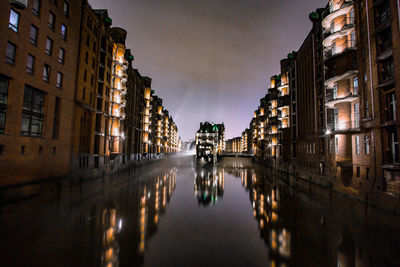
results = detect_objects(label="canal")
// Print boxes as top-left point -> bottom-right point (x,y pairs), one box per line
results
0,156 -> 399,266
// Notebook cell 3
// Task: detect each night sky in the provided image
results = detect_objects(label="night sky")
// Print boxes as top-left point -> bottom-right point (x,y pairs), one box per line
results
91,0 -> 326,141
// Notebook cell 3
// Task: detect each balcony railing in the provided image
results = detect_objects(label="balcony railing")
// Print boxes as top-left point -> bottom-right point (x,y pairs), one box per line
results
325,91 -> 358,103
324,40 -> 356,61
326,120 -> 360,132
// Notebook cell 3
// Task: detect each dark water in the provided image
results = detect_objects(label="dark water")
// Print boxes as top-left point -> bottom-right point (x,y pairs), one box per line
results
0,156 -> 399,266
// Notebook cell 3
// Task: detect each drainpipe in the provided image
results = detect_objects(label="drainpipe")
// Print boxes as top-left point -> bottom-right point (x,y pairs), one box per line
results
365,0 -> 378,196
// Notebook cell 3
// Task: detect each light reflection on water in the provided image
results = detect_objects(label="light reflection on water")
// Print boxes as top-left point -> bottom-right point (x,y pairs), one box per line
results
0,157 -> 399,266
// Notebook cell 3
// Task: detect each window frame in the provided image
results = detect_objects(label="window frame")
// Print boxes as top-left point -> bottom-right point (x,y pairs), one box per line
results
32,0 -> 41,16
45,37 -> 53,56
6,42 -> 16,65
29,24 -> 39,46
56,72 -> 63,88
63,1 -> 69,17
26,54 -> 35,75
21,85 -> 45,137
43,64 -> 51,82
48,11 -> 55,30
61,24 -> 67,40
58,47 -> 65,64
9,9 -> 20,32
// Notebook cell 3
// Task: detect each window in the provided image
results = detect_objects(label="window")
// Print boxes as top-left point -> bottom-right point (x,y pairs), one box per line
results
350,31 -> 356,47
334,109 -> 338,130
349,8 -> 355,24
33,0 -> 41,16
56,72 -> 63,88
21,145 -> 25,155
48,12 -> 55,29
92,58 -> 95,69
93,42 -> 96,52
26,54 -> 35,74
61,24 -> 67,40
355,135 -> 360,154
0,76 -> 9,133
91,74 -> 94,86
30,25 -> 38,46
51,0 -> 57,5
85,51 -> 88,63
364,135 -> 370,155
58,48 -> 65,64
53,146 -> 56,154
353,77 -> 358,95
84,70 -> 87,81
45,37 -> 53,55
82,87 -> 86,101
86,34 -> 90,46
43,64 -> 51,82
356,166 -> 360,177
63,1 -> 69,17
354,102 -> 360,128
52,97 -> 60,138
386,92 -> 396,121
388,129 -> 399,163
21,85 -> 45,136
6,42 -> 16,65
335,136 -> 339,154
9,9 -> 19,32
333,83 -> 337,99
38,146 -> 42,154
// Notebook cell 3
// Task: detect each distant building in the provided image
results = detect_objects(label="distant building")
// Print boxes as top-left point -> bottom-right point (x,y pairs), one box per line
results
226,137 -> 242,153
195,122 -> 225,157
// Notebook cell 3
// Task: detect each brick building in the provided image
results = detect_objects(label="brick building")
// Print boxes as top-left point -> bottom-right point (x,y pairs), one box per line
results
0,0 -> 82,187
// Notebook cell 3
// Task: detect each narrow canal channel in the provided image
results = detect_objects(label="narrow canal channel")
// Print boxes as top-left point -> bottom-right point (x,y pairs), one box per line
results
0,156 -> 399,266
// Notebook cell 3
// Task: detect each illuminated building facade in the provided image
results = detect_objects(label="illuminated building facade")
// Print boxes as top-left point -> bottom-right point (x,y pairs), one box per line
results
0,1 -> 179,191
241,128 -> 250,154
71,4 -> 114,173
226,137 -> 242,153
242,0 -> 400,208
195,122 -> 225,157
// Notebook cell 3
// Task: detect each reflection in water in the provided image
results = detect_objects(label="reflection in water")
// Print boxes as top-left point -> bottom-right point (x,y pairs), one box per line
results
1,157 -> 399,266
96,167 -> 177,266
194,166 -> 224,206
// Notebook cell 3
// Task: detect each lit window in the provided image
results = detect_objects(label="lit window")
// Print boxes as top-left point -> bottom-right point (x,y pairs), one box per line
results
45,38 -> 53,55
33,0 -> 41,16
26,54 -> 35,74
61,24 -> 67,40
354,102 -> 360,128
6,42 -> 16,65
63,1 -> 70,17
56,72 -> 63,88
43,64 -> 51,82
355,136 -> 360,154
364,135 -> 370,155
58,48 -> 65,64
335,137 -> 339,154
9,9 -> 19,32
48,12 -> 55,29
353,77 -> 358,95
30,25 -> 38,46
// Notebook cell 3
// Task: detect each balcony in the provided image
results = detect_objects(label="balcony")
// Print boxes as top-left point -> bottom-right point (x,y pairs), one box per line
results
324,39 -> 356,61
324,64 -> 358,88
323,20 -> 355,48
325,91 -> 359,108
326,120 -> 360,133
322,1 -> 354,29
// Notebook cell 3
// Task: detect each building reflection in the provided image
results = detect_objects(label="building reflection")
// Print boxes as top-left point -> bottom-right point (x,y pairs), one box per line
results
63,167 -> 177,266
194,167 -> 224,206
